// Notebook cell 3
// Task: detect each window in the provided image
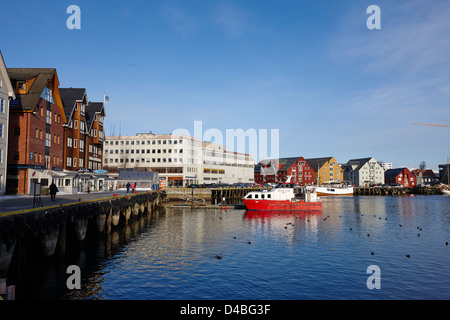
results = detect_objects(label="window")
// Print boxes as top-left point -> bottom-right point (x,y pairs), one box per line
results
74,120 -> 78,129
74,139 -> 77,149
46,110 -> 51,124
73,158 -> 77,167
0,123 -> 3,139
0,99 -> 4,113
0,149 -> 2,164
67,157 -> 72,167
41,87 -> 54,103
67,137 -> 72,148
45,133 -> 51,147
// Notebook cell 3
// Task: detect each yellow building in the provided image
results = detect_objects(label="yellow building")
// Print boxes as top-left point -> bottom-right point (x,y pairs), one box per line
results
306,157 -> 343,185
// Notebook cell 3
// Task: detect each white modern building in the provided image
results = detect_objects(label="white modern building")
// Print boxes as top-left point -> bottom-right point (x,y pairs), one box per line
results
343,157 -> 385,187
0,51 -> 16,195
104,132 -> 255,187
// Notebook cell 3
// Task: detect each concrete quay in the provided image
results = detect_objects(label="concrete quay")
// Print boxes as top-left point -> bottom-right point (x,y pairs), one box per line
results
0,189 -> 166,300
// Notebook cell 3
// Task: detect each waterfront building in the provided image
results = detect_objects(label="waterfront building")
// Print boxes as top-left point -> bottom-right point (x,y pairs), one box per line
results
0,51 -> 15,195
254,156 -> 315,186
104,132 -> 255,187
84,102 -> 105,171
60,88 -> 105,172
412,169 -> 439,186
438,164 -> 449,184
6,68 -> 66,194
342,157 -> 385,187
384,168 -> 416,187
60,88 -> 89,171
305,157 -> 343,185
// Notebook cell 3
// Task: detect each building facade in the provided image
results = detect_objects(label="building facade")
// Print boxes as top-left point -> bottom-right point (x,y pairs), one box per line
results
412,169 -> 438,186
60,88 -> 106,173
60,88 -> 89,171
0,51 -> 15,195
438,164 -> 449,185
85,102 -> 105,171
306,157 -> 343,185
104,132 -> 255,186
254,156 -> 315,186
384,168 -> 416,187
343,157 -> 385,186
6,68 -> 66,194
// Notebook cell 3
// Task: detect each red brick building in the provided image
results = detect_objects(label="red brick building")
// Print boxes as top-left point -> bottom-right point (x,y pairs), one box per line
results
60,89 -> 106,173
385,168 -> 416,187
254,156 -> 315,186
6,68 -> 66,194
60,88 -> 88,171
85,102 -> 105,171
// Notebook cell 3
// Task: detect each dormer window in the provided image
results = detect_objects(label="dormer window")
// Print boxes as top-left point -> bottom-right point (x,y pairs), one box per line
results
15,81 -> 27,91
41,87 -> 54,104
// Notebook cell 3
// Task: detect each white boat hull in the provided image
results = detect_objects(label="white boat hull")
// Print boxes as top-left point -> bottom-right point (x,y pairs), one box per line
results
306,186 -> 354,196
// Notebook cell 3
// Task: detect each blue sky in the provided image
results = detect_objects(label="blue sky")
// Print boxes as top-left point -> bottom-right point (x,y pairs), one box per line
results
1,0 -> 449,169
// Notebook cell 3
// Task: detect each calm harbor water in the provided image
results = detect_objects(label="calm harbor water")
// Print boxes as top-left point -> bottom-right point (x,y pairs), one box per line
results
16,195 -> 450,300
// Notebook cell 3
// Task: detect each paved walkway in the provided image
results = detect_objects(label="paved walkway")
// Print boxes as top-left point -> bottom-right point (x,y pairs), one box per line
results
0,189 -> 152,216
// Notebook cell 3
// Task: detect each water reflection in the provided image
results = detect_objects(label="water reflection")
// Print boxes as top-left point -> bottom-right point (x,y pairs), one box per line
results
15,195 -> 450,300
244,210 -> 321,244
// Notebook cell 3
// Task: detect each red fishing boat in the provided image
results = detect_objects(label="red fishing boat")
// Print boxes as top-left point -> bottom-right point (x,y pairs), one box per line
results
242,187 -> 322,211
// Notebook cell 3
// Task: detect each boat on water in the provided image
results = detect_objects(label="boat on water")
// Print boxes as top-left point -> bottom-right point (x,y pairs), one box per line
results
242,186 -> 322,211
306,180 -> 354,196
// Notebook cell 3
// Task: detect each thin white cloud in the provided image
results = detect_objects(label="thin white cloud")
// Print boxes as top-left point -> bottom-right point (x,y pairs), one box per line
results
211,3 -> 247,36
332,0 -> 450,78
160,6 -> 196,38
328,0 -> 450,120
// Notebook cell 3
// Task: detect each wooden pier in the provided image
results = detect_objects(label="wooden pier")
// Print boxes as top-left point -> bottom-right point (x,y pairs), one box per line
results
354,186 -> 443,196
211,187 -> 266,204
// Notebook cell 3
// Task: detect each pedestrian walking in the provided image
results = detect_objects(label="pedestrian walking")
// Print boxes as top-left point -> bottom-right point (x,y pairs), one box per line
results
49,182 -> 59,202
126,182 -> 131,193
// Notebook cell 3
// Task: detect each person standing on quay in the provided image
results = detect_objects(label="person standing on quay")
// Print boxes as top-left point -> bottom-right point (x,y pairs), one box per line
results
49,182 -> 58,202
126,182 -> 131,193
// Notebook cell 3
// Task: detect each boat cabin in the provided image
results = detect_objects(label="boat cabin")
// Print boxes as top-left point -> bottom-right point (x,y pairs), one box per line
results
244,187 -> 319,203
